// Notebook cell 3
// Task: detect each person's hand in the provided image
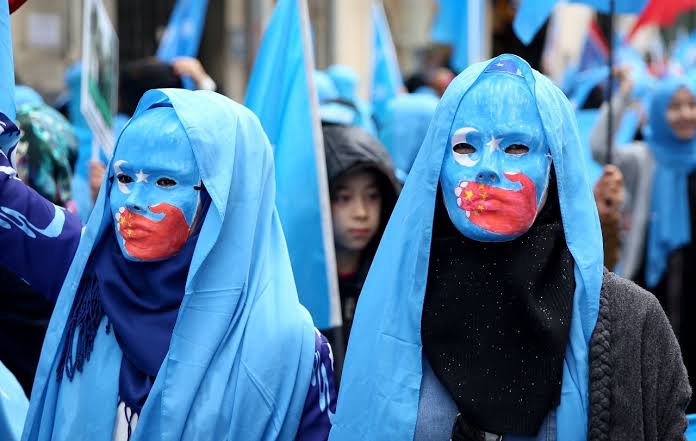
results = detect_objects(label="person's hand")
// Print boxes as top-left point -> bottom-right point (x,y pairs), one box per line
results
171,57 -> 216,91
593,165 -> 624,221
89,160 -> 106,202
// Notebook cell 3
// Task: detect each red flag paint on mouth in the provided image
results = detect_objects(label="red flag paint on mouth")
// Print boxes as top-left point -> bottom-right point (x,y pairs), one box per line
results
454,172 -> 538,236
116,203 -> 190,260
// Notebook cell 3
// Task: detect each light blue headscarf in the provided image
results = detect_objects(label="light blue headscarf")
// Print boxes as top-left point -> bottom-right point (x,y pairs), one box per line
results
644,78 -> 696,288
22,89 -> 316,441
329,55 -> 604,441
326,65 -> 377,135
0,361 -> 27,441
378,93 -> 439,182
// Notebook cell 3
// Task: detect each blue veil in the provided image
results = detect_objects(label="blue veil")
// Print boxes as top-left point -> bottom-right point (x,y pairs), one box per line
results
23,89 -> 316,440
644,77 -> 696,287
329,55 -> 604,440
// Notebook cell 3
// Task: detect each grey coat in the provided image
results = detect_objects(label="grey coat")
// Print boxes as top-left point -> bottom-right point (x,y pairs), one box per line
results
589,271 -> 691,441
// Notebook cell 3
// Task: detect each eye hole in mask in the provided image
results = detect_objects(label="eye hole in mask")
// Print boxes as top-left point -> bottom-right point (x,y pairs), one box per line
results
453,143 -> 476,155
117,174 -> 134,184
504,144 -> 530,155
156,177 -> 177,188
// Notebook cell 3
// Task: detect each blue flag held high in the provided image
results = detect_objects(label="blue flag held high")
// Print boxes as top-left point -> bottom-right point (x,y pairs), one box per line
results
371,2 -> 403,121
513,0 -> 649,46
245,0 -> 341,331
156,0 -> 209,89
430,0 -> 484,73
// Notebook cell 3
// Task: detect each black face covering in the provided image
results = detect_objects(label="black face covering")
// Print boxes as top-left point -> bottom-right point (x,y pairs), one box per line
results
421,174 -> 575,436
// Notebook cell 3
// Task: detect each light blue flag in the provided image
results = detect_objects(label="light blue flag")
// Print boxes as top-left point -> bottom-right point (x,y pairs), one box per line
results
0,0 -> 14,121
156,0 -> 209,89
371,2 -> 403,123
514,0 -> 648,46
245,0 -> 340,330
450,0 -> 484,72
430,0 -> 459,44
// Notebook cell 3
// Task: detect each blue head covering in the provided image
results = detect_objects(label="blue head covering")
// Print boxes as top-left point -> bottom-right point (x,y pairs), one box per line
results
315,70 -> 338,103
328,55 -> 604,440
14,86 -> 44,108
326,65 -> 377,135
644,77 -> 696,287
378,93 -> 438,182
327,65 -> 359,102
23,89 -> 316,441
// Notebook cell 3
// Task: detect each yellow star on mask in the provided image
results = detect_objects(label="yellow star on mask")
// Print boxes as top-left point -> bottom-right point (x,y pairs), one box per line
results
465,189 -> 474,201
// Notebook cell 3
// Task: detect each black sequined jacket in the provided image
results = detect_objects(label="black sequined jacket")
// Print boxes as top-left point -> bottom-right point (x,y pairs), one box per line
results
588,271 -> 691,441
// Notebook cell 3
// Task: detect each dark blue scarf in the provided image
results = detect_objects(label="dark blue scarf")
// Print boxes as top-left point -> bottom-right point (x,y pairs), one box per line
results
57,191 -> 211,414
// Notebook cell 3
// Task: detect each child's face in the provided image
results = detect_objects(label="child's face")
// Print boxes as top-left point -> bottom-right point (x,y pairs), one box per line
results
666,87 -> 696,141
331,169 -> 382,253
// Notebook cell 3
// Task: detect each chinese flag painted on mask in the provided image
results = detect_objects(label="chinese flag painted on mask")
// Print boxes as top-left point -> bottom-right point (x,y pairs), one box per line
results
628,0 -> 696,41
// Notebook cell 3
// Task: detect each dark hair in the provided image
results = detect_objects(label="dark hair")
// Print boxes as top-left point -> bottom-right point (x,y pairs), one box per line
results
119,58 -> 183,117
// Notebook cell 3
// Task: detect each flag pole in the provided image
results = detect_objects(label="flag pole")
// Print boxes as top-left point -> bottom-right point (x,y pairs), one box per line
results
298,0 -> 345,368
606,0 -> 615,164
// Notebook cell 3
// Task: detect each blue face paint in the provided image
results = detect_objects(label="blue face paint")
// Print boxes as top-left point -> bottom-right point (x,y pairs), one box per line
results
439,61 -> 551,242
109,106 -> 201,262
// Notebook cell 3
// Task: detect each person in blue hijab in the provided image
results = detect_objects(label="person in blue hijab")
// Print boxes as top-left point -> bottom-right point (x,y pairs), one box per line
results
329,55 -> 689,441
0,89 -> 335,440
326,65 -> 377,135
378,92 -> 439,183
592,73 -> 696,413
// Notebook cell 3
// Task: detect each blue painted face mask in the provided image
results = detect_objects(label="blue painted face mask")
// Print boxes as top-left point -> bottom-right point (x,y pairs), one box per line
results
109,106 -> 201,261
440,60 -> 551,242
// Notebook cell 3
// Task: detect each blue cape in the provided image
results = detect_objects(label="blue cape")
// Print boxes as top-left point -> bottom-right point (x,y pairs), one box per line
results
0,361 -> 27,441
329,55 -> 604,440
644,77 -> 696,287
23,89 -> 316,440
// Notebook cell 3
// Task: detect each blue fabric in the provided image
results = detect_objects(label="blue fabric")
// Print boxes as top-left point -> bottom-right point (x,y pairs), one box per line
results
0,0 -> 14,122
327,65 -> 377,135
574,109 -> 604,186
568,66 -> 608,109
513,0 -> 648,45
22,89 -> 317,441
686,414 -> 696,439
0,361 -> 27,441
450,0 -> 484,73
329,55 -> 603,441
371,4 -> 403,123
644,78 -> 696,288
315,70 -> 338,103
245,0 -> 339,330
15,86 -> 44,108
430,0 -> 459,44
156,0 -> 209,90
156,1 -> 208,61
378,93 -> 439,182
64,63 -> 94,221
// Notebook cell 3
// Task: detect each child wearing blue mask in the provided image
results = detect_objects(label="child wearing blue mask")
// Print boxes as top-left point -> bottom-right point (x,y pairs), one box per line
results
0,90 -> 335,441
329,55 -> 689,441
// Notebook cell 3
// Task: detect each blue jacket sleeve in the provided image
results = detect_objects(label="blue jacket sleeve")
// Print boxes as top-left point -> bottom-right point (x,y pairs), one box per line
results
0,152 -> 82,302
295,330 -> 337,441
